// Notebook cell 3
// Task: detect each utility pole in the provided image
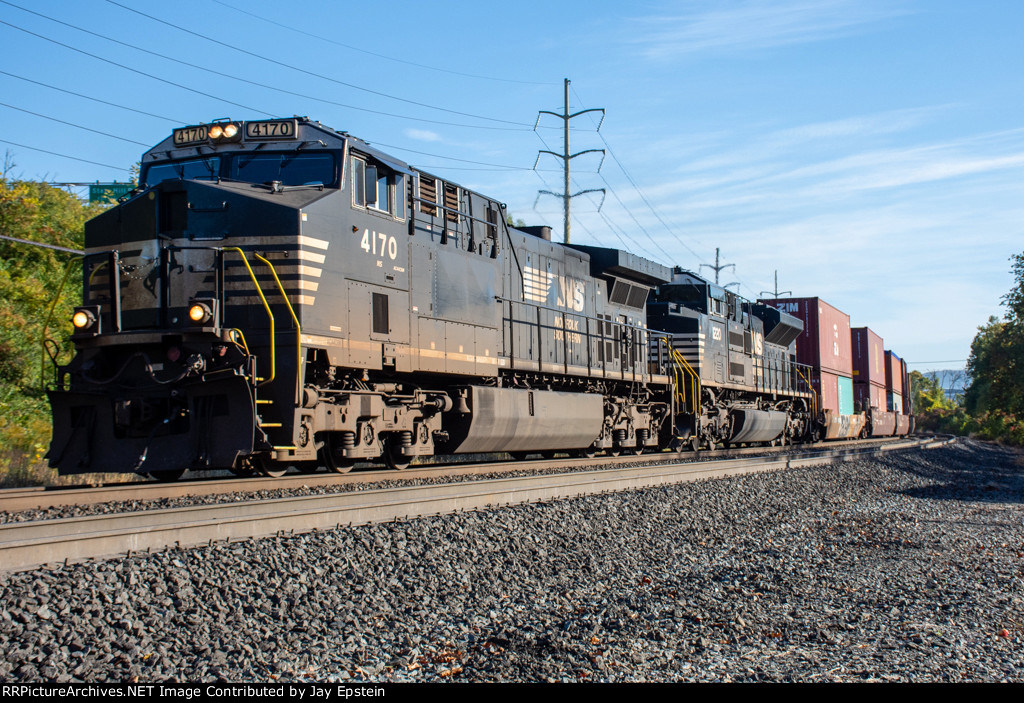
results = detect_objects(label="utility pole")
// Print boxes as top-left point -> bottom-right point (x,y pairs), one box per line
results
534,78 -> 606,243
759,270 -> 792,299
699,248 -> 735,285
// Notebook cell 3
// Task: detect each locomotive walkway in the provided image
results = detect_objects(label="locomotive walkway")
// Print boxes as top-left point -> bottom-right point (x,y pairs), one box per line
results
0,437 -> 952,572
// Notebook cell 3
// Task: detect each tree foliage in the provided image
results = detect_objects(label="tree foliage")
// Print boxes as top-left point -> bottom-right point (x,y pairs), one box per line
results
960,252 -> 1024,444
0,175 -> 105,484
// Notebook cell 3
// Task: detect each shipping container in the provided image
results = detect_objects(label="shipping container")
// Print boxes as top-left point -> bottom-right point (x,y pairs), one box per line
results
900,358 -> 912,415
851,327 -> 886,387
759,297 -> 852,376
887,391 -> 902,413
884,350 -> 904,396
816,370 -> 855,415
854,381 -> 886,411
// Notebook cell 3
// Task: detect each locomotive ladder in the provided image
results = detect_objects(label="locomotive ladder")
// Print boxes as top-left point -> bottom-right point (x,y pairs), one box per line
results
222,248 -> 302,452
661,337 -> 700,414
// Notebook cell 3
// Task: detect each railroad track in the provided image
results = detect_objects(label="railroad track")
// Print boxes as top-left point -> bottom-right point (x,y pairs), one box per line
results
0,435 -> 922,513
0,435 -> 954,573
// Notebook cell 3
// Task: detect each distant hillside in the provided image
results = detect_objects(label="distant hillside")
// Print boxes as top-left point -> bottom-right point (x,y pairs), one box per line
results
925,369 -> 968,401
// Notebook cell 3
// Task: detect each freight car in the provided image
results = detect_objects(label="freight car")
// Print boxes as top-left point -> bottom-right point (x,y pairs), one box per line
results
43,117 -> 911,480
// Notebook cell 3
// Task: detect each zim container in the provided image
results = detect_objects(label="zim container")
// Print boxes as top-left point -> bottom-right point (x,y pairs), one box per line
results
759,297 -> 852,376
851,327 -> 886,388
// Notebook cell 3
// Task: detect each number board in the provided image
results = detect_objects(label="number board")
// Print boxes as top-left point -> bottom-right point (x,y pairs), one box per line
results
245,119 -> 298,140
172,125 -> 209,147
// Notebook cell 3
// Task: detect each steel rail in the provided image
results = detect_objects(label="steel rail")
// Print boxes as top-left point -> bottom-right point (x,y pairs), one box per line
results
0,435 -> 925,513
0,437 -> 954,573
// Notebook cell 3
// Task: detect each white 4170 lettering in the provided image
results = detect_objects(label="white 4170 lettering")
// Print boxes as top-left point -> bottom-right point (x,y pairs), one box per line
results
360,229 -> 398,260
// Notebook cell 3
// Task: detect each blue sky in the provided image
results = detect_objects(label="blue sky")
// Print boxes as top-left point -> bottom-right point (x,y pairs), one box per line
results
1,0 -> 1021,372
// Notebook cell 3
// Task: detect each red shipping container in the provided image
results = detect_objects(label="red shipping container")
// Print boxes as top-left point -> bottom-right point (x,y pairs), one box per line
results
900,358 -> 911,414
885,350 -> 904,397
854,381 -> 886,411
759,297 -> 852,376
814,370 -> 854,415
851,327 -> 885,388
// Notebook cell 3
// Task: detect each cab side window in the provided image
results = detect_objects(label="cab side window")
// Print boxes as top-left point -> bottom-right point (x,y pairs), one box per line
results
351,155 -> 406,220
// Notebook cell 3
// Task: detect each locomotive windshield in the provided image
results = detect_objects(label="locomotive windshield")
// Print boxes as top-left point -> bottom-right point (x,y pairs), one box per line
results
143,156 -> 221,185
141,152 -> 337,188
231,152 -> 335,186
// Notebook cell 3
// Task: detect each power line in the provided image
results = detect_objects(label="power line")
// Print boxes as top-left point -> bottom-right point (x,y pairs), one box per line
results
699,247 -> 735,285
0,70 -> 183,123
0,232 -> 84,255
209,0 -> 555,87
0,19 -> 274,117
570,83 -> 708,264
0,138 -> 130,171
367,141 -> 534,170
104,0 -> 543,129
0,1 -> 536,133
0,101 -> 151,146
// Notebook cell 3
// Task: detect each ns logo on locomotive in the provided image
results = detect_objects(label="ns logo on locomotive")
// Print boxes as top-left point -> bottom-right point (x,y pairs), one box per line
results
45,118 -> 912,480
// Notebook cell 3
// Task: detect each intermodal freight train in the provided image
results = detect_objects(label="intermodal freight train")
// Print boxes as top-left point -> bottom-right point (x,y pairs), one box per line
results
44,118 -> 912,480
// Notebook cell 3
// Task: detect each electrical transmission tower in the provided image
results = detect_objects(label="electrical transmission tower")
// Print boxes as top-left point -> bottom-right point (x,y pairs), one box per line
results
534,78 -> 606,244
700,248 -> 735,285
759,270 -> 792,299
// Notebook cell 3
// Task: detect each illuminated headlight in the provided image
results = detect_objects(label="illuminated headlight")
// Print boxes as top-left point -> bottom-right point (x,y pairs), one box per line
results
208,122 -> 241,142
71,306 -> 100,333
186,298 -> 217,326
188,302 -> 212,324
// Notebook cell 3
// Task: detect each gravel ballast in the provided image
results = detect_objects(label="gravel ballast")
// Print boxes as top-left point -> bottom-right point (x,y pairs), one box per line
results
1,439 -> 1021,682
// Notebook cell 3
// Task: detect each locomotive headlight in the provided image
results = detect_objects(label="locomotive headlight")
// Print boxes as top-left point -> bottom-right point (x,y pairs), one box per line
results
72,310 -> 93,329
186,298 -> 217,327
207,122 -> 241,142
70,306 -> 100,334
188,302 -> 212,323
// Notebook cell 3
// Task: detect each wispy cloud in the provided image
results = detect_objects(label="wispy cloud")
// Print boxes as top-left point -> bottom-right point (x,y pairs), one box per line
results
403,128 -> 442,142
629,0 -> 909,59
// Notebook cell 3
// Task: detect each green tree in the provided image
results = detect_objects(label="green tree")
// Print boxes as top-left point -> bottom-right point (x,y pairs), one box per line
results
910,370 -> 954,413
1,175 -> 105,484
960,251 -> 1024,444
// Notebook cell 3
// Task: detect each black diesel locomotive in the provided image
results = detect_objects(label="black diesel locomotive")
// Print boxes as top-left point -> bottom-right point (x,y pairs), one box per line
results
45,118 -> 866,479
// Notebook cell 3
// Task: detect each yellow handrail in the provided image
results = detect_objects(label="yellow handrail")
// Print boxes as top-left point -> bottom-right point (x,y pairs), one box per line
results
222,247 -> 275,386
227,328 -> 251,356
254,253 -> 302,403
661,337 -> 700,414
40,256 -> 83,390
796,366 -> 817,414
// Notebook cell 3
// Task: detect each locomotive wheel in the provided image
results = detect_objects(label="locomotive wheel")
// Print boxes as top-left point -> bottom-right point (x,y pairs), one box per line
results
574,446 -> 597,459
632,445 -> 644,456
149,469 -> 185,482
322,434 -> 356,474
384,443 -> 411,471
229,465 -> 256,478
690,437 -> 700,452
254,457 -> 288,478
